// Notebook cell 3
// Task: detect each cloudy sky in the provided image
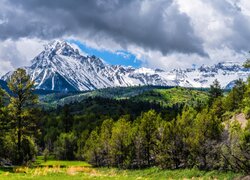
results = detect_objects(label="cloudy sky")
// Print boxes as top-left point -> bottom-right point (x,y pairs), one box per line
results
0,0 -> 250,75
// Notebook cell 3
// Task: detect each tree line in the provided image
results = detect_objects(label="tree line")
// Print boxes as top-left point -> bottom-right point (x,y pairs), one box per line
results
0,67 -> 250,174
83,78 -> 250,173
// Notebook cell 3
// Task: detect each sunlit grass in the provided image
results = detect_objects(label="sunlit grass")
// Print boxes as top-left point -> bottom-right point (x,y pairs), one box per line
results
39,160 -> 91,167
35,156 -> 91,167
0,157 -> 243,180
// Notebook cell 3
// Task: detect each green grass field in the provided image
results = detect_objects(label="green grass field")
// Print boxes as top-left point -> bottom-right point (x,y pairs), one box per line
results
35,156 -> 91,167
0,157 -> 243,180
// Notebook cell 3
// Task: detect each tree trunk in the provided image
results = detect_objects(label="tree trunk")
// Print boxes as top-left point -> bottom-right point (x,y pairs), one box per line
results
17,114 -> 22,165
147,146 -> 150,166
17,99 -> 22,165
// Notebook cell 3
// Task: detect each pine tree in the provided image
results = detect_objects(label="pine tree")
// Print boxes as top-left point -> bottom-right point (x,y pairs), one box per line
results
155,107 -> 197,169
224,79 -> 246,111
243,59 -> 250,68
0,87 -> 8,131
7,68 -> 38,164
0,87 -> 9,159
154,120 -> 169,168
238,123 -> 250,173
189,109 -> 223,169
210,97 -> 225,121
54,132 -> 77,160
99,118 -> 114,167
75,130 -> 89,160
110,117 -> 132,168
61,104 -> 73,133
222,120 -> 250,173
131,120 -> 144,168
136,110 -> 161,167
84,128 -> 101,166
208,79 -> 223,106
243,77 -> 250,117
0,87 -> 5,107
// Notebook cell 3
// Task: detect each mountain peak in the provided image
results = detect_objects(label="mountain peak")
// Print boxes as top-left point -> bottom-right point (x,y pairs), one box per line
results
2,40 -> 250,91
43,40 -> 80,57
45,40 -> 67,50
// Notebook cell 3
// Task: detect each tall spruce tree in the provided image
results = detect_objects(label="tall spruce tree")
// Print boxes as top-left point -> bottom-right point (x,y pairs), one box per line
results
0,87 -> 8,158
0,87 -> 5,107
84,128 -> 101,166
244,59 -> 250,68
189,108 -> 223,169
8,68 -> 38,164
110,117 -> 132,168
0,87 -> 9,135
137,110 -> 161,167
0,87 -> 7,128
208,79 -> 223,106
243,77 -> 250,117
224,79 -> 246,111
99,119 -> 114,167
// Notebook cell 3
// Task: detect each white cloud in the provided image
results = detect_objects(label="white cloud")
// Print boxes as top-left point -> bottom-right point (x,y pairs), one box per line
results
0,61 -> 12,76
0,38 -> 45,75
177,0 -> 234,48
239,0 -> 250,16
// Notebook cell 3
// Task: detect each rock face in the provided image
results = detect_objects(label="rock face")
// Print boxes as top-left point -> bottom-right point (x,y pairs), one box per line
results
1,40 -> 250,91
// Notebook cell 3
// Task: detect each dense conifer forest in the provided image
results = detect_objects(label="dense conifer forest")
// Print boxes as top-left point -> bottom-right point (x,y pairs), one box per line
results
0,62 -> 250,174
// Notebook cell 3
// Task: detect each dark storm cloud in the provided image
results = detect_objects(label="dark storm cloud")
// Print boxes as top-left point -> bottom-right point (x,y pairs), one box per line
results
0,0 -> 207,56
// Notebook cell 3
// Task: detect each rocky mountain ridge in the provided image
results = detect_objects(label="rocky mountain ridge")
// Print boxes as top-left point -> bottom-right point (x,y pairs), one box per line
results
1,40 -> 250,91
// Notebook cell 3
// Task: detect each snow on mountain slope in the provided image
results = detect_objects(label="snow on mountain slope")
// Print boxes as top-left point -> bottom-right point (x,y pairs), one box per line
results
1,40 -> 172,91
1,40 -> 250,91
160,62 -> 250,88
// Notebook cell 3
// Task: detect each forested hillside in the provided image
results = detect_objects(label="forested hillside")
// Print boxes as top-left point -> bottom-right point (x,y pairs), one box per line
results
0,67 -> 250,174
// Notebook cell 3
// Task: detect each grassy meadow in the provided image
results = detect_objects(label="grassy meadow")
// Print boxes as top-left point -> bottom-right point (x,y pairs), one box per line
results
0,157 -> 243,180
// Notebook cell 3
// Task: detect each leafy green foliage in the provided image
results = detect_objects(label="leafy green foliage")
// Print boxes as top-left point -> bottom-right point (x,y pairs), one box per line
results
83,129 -> 101,166
0,68 -> 39,165
81,78 -> 250,173
221,120 -> 250,173
134,110 -> 161,167
83,108 -> 223,170
189,109 -> 223,169
1,68 -> 250,177
224,79 -> 246,112
243,59 -> 250,68
110,117 -> 132,168
54,132 -> 77,160
208,79 -> 223,105
0,87 -> 8,133
133,87 -> 208,109
243,77 -> 250,118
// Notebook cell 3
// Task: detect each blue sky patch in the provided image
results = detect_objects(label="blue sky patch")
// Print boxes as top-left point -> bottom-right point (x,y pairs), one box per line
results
68,40 -> 142,68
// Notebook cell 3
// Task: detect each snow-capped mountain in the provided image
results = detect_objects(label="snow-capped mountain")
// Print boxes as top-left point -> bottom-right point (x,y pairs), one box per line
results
1,40 -> 173,91
1,40 -> 250,91
156,61 -> 250,89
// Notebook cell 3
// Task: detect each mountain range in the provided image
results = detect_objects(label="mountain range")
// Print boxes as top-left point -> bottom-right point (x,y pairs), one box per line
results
1,40 -> 250,91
